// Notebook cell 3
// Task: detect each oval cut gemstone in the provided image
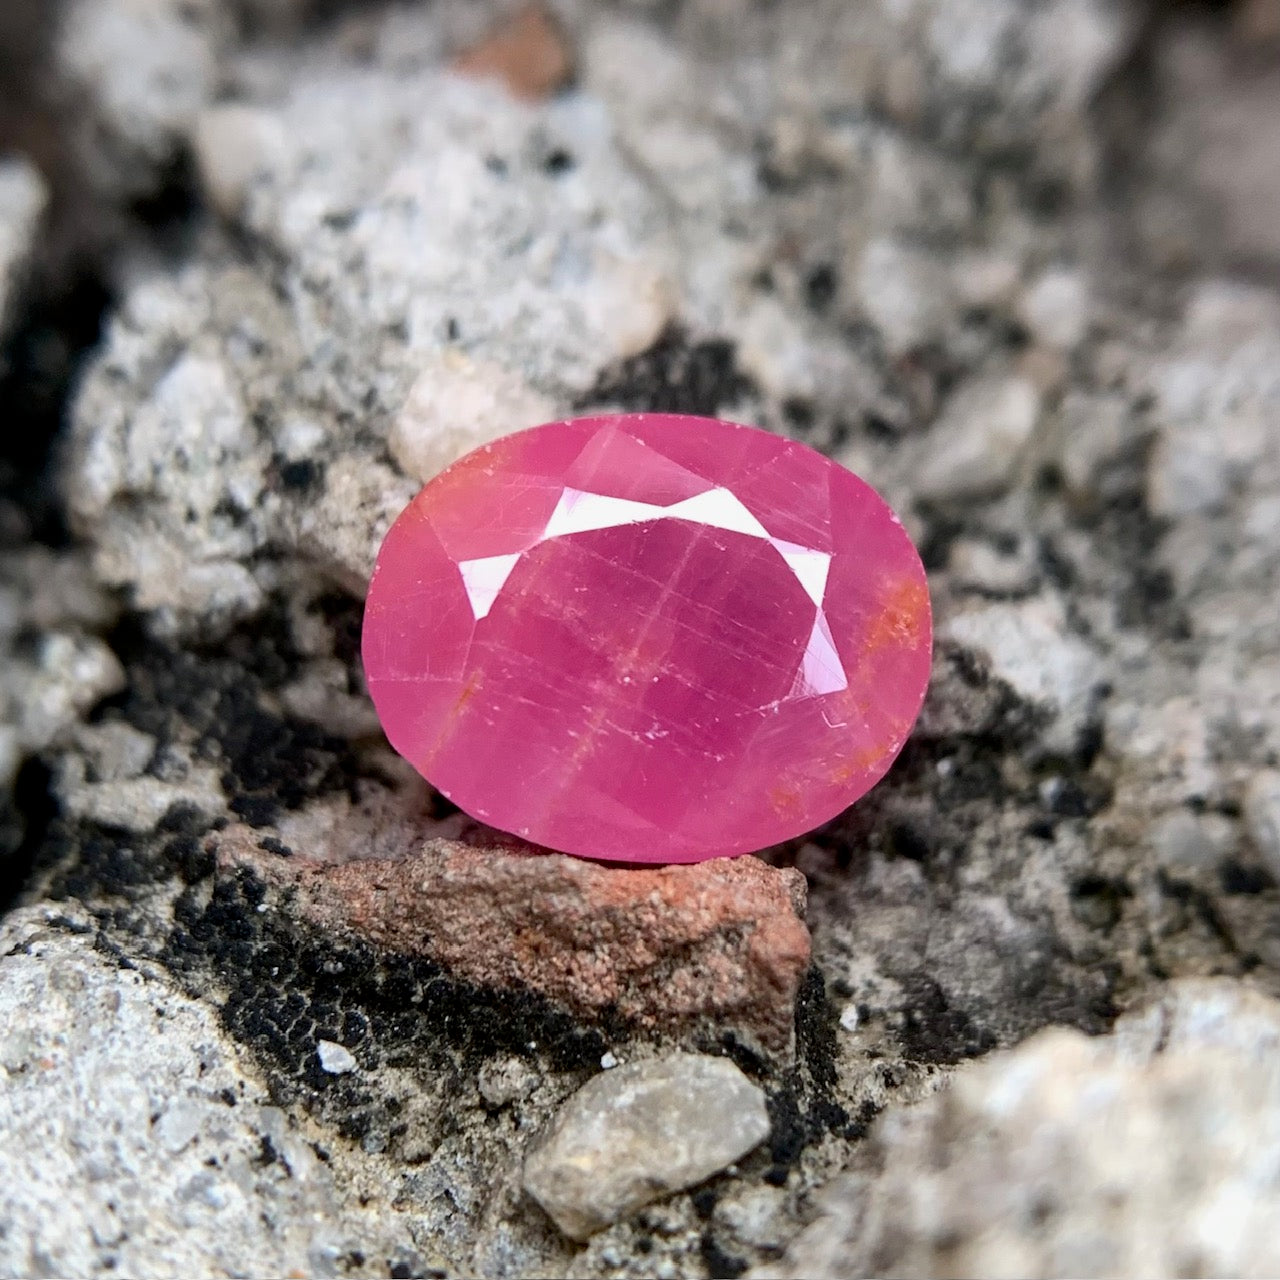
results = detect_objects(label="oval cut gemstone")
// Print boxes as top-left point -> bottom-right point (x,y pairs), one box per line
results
362,414 -> 931,863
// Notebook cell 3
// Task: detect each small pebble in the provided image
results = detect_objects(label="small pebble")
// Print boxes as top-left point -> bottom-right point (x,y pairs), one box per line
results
316,1040 -> 357,1075
714,1184 -> 789,1249
1019,267 -> 1090,351
1151,810 -> 1234,872
917,374 -> 1041,501
523,1052 -> 770,1240
388,353 -> 555,484
192,104 -> 285,220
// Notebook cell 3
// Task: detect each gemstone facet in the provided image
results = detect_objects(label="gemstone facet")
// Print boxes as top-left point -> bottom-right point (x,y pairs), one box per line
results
362,413 -> 931,863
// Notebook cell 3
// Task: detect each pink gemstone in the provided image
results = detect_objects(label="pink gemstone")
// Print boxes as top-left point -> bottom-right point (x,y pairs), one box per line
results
362,414 -> 931,863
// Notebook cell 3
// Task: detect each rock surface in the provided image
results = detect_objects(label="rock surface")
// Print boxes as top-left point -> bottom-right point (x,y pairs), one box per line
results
763,980 -> 1280,1279
0,906 -> 414,1279
0,550 -> 122,796
524,1052 -> 770,1241
915,374 -> 1041,501
215,825 -> 812,1056
0,156 -> 45,337
53,0 -> 229,202
1244,770 -> 1280,883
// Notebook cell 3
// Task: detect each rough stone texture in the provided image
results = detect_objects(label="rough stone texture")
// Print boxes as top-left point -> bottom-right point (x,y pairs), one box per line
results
2,0 -> 1280,1276
940,594 -> 1102,755
762,979 -> 1280,1279
915,374 -> 1042,501
524,1053 -> 771,1240
53,0 -> 230,202
191,102 -> 287,221
54,717 -> 225,833
0,906 -> 417,1279
387,353 -> 557,484
215,825 -> 812,1056
1244,770 -> 1280,884
0,549 -> 123,794
1138,14 -> 1280,269
0,155 -> 45,338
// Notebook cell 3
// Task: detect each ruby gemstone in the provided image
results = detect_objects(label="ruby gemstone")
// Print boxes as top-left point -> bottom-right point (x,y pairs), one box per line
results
362,413 -> 931,863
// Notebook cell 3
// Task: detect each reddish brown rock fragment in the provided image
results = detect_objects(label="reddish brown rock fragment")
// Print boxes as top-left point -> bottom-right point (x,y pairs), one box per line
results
215,827 -> 810,1057
452,4 -> 574,102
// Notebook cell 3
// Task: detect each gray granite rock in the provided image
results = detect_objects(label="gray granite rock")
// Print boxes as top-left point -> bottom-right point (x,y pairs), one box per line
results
1244,770 -> 1280,885
0,549 -> 123,793
523,1053 -> 770,1241
940,593 -> 1102,754
0,156 -> 46,338
915,373 -> 1042,501
0,906 -> 415,1279
1138,16 -> 1280,269
761,980 -> 1280,1280
53,0 -> 230,202
1018,266 -> 1091,352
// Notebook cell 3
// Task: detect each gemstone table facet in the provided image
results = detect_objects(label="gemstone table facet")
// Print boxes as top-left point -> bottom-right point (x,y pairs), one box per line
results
362,413 -> 932,863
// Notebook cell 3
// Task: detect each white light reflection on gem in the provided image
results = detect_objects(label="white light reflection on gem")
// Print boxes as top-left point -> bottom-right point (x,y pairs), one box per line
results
457,553 -> 521,620
456,486 -> 846,696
